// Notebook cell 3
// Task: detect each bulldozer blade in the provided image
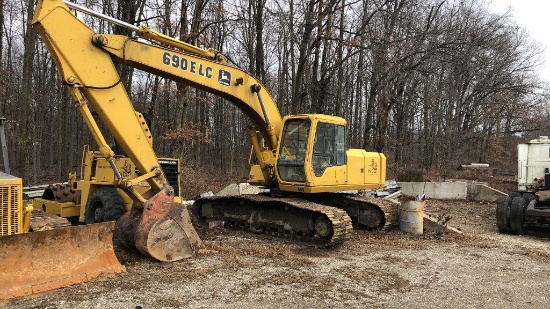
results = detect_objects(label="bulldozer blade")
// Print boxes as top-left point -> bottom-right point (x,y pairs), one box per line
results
0,222 -> 125,300
114,192 -> 202,262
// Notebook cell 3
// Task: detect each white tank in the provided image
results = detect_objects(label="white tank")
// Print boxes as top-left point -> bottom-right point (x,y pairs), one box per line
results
518,136 -> 550,191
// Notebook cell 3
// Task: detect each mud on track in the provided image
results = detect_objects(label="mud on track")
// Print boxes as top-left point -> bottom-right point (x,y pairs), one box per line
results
4,199 -> 550,308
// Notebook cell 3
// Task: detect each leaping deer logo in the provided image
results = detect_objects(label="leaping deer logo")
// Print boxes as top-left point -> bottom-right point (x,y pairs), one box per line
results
218,69 -> 231,86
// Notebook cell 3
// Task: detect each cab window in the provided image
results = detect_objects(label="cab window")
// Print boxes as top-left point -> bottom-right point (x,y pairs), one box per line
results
277,119 -> 311,182
312,122 -> 346,177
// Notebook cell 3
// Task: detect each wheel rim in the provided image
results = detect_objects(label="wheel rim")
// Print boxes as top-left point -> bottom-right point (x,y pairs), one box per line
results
91,202 -> 104,222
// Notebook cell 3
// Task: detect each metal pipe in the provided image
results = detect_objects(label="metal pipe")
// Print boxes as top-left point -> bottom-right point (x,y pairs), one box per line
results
250,84 -> 278,150
109,159 -> 123,180
251,84 -> 271,126
63,0 -> 139,32
62,1 -> 223,62
0,118 -> 10,174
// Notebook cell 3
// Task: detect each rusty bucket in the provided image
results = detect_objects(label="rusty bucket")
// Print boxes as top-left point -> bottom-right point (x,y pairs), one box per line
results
0,222 -> 125,299
114,191 -> 202,262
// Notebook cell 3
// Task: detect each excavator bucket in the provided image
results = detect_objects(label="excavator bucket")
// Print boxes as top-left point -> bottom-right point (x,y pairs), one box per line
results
0,222 -> 125,299
114,192 -> 202,262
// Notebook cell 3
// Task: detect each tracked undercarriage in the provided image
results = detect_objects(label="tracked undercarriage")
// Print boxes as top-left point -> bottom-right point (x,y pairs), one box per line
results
196,194 -> 353,245
295,193 -> 400,231
196,192 -> 398,245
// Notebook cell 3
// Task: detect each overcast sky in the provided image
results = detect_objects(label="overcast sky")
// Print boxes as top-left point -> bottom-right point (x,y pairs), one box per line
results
489,0 -> 550,83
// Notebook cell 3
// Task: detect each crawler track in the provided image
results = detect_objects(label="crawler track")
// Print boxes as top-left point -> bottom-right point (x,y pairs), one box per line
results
271,191 -> 400,231
320,194 -> 399,230
196,194 -> 353,245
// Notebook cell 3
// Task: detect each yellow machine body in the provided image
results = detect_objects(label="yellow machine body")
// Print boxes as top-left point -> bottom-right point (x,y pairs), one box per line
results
33,146 -> 182,224
249,114 -> 386,193
0,173 -> 31,236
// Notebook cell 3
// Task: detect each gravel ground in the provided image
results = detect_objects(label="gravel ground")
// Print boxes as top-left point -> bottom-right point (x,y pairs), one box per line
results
4,199 -> 550,308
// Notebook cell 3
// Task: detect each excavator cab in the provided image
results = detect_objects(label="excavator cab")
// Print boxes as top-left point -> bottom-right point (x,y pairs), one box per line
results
277,115 -> 345,184
278,116 -> 347,183
276,114 -> 385,193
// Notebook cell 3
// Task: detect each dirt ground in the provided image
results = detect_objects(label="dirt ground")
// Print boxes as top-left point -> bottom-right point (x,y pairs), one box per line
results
4,199 -> 550,309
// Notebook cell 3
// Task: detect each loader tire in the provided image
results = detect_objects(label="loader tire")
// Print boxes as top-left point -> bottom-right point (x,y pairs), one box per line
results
509,192 -> 522,199
496,197 -> 511,234
85,187 -> 125,224
523,193 -> 535,205
509,196 -> 526,235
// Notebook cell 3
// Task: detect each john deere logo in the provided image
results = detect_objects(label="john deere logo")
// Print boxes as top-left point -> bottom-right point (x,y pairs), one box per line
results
218,69 -> 231,86
368,159 -> 378,174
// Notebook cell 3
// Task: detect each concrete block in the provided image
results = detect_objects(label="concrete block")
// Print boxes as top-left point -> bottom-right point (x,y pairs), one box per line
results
400,182 -> 467,199
216,183 -> 268,196
466,181 -> 488,195
469,184 -> 507,202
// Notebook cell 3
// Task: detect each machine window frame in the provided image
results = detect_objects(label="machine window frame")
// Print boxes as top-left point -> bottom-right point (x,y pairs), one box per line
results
312,122 -> 346,177
277,119 -> 311,182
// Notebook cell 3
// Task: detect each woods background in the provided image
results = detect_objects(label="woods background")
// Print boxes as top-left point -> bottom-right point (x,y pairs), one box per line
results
1,0 -> 549,197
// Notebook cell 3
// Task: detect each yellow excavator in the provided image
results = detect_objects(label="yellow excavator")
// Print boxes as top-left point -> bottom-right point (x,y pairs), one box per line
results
1,0 -> 395,299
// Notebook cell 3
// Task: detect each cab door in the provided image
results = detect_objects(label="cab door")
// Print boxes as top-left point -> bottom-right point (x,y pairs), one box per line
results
309,122 -> 347,186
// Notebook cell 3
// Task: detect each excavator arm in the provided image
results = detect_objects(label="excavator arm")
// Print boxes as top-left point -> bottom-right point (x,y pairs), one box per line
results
34,0 -> 283,186
32,0 -> 201,261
